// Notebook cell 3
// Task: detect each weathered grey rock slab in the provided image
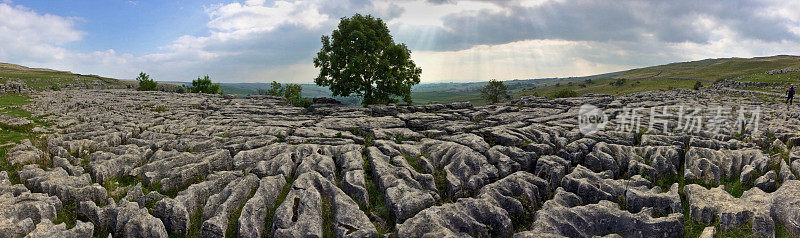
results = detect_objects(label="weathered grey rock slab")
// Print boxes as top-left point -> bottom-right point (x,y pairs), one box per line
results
238,175 -> 286,238
396,198 -> 513,237
271,172 -> 377,237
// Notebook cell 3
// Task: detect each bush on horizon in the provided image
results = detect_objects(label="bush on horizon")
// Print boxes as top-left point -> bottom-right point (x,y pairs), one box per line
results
610,78 -> 626,86
266,81 -> 311,108
136,72 -> 158,91
189,75 -> 222,94
549,88 -> 579,98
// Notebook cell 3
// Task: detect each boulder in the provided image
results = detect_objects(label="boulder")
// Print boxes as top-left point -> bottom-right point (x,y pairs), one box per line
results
779,159 -> 796,181
754,171 -> 777,192
699,226 -> 716,238
24,219 -> 93,238
477,171 -> 548,229
683,181 -> 800,237
740,165 -> 756,185
78,200 -> 168,238
396,198 -> 512,237
18,165 -> 106,205
560,165 -> 651,205
535,155 -> 570,192
525,188 -> 684,237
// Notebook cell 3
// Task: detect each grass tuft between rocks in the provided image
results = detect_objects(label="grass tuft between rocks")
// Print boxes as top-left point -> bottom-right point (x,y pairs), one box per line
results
321,196 -> 335,238
433,169 -> 451,204
402,154 -> 424,174
262,177 -> 293,238
361,154 -> 394,234
187,206 -> 203,238
54,201 -> 77,229
226,184 -> 258,238
0,147 -> 24,185
510,195 -> 537,232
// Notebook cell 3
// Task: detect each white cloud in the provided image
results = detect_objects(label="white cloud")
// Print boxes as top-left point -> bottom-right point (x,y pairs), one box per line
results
384,0 -> 502,27
206,0 -> 329,33
0,3 -> 84,63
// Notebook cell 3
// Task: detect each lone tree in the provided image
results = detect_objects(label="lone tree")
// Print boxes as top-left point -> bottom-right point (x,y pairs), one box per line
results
190,75 -> 222,94
136,72 -> 157,91
314,14 -> 421,105
480,79 -> 510,104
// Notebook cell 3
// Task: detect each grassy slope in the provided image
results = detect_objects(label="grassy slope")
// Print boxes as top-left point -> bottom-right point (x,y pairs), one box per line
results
517,78 -> 702,98
612,55 -> 800,80
0,94 -> 34,145
513,55 -> 800,101
0,63 -> 130,90
736,71 -> 800,84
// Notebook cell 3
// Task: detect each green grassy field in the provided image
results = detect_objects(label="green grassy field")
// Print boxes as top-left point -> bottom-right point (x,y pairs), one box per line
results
735,71 -> 800,84
0,63 -> 130,90
0,94 -> 49,145
0,94 -> 51,185
516,78 -> 702,98
612,55 -> 800,81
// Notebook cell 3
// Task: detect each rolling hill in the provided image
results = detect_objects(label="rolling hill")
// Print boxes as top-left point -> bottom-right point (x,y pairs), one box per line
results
0,63 -> 130,90
610,55 -> 800,81
1,55 -> 798,105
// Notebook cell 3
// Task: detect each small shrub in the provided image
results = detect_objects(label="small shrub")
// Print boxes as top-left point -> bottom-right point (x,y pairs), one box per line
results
189,75 -> 221,94
136,72 -> 158,91
549,88 -> 579,98
265,81 -> 311,108
266,81 -> 284,97
610,78 -> 626,86
693,81 -> 703,90
152,105 -> 167,112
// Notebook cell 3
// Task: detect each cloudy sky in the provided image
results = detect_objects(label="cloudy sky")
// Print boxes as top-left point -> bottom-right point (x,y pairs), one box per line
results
1,0 -> 799,83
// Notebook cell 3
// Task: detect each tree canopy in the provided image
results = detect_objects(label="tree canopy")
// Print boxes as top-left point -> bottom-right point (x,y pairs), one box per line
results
313,14 -> 421,105
480,79 -> 510,104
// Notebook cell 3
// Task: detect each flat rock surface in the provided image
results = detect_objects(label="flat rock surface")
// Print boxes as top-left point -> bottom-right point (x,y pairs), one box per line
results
1,88 -> 799,237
